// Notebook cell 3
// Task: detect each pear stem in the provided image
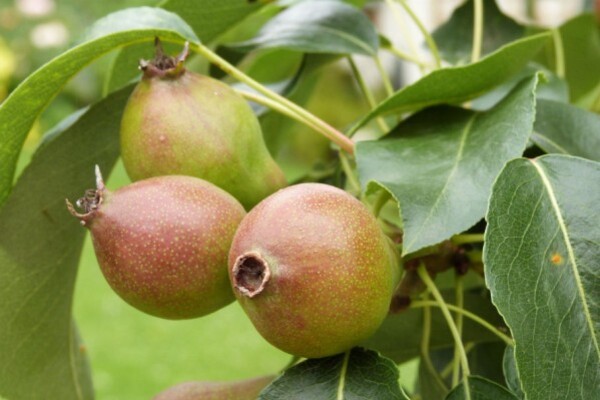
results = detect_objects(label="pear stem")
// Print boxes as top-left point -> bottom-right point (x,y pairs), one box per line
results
410,300 -> 514,346
140,38 -> 188,79
236,89 -> 322,134
416,263 -> 472,380
551,28 -> 565,78
471,0 -> 484,63
393,0 -> 442,69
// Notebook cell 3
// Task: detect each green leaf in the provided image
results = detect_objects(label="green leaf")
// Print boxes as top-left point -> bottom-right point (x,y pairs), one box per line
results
445,376 -> 517,400
0,6 -> 198,206
357,75 -> 538,255
80,7 -> 197,42
363,289 -> 506,363
484,155 -> 600,399
537,14 -> 600,103
466,342 -> 507,386
230,0 -> 379,55
433,0 -> 525,64
161,0 -> 262,43
352,32 -> 550,132
106,0 -> 266,93
259,348 -> 408,400
0,86 -> 131,399
502,346 -> 524,399
471,63 -> 568,110
532,99 -> 600,162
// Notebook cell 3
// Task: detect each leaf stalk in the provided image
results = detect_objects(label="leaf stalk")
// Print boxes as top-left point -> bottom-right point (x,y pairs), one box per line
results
416,263 -> 472,398
471,0 -> 484,63
190,42 -> 355,154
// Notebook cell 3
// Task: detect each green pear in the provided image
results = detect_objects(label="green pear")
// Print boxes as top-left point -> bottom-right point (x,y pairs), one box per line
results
152,376 -> 274,400
120,40 -> 286,209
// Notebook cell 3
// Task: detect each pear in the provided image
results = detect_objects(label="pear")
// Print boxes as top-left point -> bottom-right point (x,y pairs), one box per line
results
67,167 -> 245,319
152,376 -> 274,400
229,183 -> 400,358
120,39 -> 286,209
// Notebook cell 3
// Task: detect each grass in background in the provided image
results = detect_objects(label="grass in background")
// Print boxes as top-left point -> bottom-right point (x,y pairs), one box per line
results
72,160 -> 288,400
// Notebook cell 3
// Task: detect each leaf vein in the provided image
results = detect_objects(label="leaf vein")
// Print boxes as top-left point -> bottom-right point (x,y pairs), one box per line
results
529,159 -> 600,361
405,114 -> 478,253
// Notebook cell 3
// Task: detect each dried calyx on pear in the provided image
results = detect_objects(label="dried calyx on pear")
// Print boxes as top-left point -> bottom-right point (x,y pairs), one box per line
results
67,166 -> 246,319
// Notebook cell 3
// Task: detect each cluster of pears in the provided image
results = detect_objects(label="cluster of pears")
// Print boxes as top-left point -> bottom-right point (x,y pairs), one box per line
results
67,40 -> 399,364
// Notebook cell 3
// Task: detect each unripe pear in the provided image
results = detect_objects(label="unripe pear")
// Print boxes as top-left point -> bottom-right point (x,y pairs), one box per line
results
67,167 -> 245,319
120,39 -> 286,209
152,376 -> 274,400
228,183 -> 399,358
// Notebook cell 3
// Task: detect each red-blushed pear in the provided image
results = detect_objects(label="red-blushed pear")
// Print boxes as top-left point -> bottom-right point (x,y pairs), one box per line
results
119,39 -> 286,210
66,166 -> 245,319
152,376 -> 274,400
229,183 -> 400,358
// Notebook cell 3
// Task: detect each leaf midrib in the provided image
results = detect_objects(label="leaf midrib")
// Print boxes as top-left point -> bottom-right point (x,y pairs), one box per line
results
404,114 -> 478,254
337,351 -> 350,400
529,159 -> 600,360
530,131 -> 570,155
